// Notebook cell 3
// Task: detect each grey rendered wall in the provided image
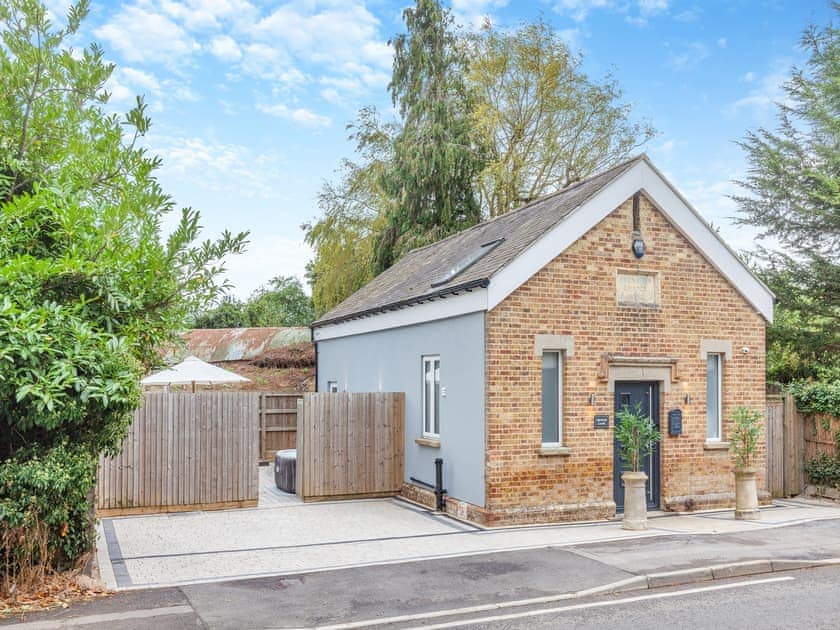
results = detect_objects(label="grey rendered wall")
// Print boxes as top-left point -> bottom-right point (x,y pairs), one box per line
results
316,312 -> 485,507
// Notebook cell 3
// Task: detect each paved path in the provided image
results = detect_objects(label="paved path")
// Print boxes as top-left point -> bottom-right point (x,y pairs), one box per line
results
96,495 -> 840,590
8,516 -> 840,629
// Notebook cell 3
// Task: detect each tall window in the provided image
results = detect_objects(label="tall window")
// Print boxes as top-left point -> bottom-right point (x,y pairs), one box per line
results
706,353 -> 722,440
542,351 -> 563,445
422,356 -> 440,438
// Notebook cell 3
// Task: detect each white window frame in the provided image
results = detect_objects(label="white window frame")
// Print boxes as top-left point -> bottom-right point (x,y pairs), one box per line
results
326,380 -> 339,393
422,355 -> 441,439
706,353 -> 722,441
541,350 -> 563,447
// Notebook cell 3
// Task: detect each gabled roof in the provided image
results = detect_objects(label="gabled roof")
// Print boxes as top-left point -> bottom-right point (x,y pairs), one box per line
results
312,155 -> 774,340
314,157 -> 641,327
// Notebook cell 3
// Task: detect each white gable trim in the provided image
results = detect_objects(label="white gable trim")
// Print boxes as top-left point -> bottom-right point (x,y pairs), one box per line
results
487,158 -> 774,321
312,289 -> 487,341
313,158 -> 774,341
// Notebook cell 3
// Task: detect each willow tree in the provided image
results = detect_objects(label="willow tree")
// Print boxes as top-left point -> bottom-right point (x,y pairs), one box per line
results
733,5 -> 839,382
468,20 -> 655,217
303,107 -> 396,314
373,0 -> 483,272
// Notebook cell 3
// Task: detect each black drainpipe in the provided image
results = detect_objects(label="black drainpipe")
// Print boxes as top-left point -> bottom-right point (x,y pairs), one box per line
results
409,457 -> 447,512
310,326 -> 318,393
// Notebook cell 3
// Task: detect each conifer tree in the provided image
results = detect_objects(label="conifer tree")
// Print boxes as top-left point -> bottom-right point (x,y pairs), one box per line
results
373,0 -> 483,272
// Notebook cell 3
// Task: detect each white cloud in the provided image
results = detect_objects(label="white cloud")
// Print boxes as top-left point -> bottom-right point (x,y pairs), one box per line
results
717,37 -> 727,48
209,35 -> 242,62
558,28 -> 582,51
674,7 -> 701,22
95,5 -> 200,66
159,0 -> 257,31
639,0 -> 668,13
122,67 -> 161,92
672,175 -> 762,254
555,0 -> 667,23
654,138 -> 676,157
256,102 -> 331,128
451,0 -> 508,29
222,234 -> 312,300
553,0 -> 612,23
105,66 -> 198,112
723,64 -> 791,118
667,41 -> 710,71
151,135 -> 288,200
252,2 -> 387,69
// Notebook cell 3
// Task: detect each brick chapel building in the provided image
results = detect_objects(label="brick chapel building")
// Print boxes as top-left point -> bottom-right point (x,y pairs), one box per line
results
311,155 -> 774,526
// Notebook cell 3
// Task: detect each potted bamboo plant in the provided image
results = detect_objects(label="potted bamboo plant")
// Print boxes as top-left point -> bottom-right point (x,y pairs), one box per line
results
729,406 -> 762,520
615,403 -> 662,530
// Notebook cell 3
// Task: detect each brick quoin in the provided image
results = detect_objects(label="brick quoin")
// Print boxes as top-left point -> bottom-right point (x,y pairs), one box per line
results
471,193 -> 766,526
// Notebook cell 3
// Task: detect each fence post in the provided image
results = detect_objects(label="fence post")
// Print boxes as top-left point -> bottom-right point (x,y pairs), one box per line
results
296,396 -> 305,501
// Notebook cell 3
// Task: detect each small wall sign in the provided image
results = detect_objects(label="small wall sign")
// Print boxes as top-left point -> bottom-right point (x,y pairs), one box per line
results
668,409 -> 683,436
594,414 -> 610,429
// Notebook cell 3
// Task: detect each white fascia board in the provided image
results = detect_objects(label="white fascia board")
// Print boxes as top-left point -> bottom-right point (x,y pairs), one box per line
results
487,159 -> 775,322
312,288 -> 488,341
487,160 -> 648,311
638,161 -> 774,322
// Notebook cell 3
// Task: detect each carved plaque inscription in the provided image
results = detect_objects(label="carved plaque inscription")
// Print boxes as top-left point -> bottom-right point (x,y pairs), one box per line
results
617,272 -> 658,306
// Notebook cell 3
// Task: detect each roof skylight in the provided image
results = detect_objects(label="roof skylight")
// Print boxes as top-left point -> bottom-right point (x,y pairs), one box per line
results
430,238 -> 505,288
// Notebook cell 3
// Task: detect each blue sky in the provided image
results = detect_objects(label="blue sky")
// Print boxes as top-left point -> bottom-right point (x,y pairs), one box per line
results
54,0 -> 833,298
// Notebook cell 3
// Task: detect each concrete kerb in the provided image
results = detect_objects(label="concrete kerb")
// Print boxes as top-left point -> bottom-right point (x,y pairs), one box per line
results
304,557 -> 840,630
642,557 -> 840,590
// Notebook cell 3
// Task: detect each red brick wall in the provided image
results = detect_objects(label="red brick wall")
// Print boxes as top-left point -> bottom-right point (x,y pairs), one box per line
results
483,194 -> 767,525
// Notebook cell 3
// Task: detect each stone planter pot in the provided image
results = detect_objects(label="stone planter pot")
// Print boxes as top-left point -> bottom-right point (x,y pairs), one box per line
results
622,471 -> 649,530
734,467 -> 760,520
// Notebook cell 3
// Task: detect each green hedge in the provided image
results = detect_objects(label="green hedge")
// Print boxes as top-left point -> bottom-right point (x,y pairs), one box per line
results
805,454 -> 840,489
788,380 -> 840,417
0,444 -> 97,568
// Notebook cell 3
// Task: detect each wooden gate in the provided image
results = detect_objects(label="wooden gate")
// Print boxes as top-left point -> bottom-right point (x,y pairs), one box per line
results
259,393 -> 301,461
296,392 -> 405,502
766,393 -> 804,497
97,391 -> 260,516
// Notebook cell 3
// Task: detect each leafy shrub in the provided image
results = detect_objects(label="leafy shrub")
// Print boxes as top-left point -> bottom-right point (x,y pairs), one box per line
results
788,380 -> 840,417
805,454 -> 840,489
614,402 -> 662,472
729,406 -> 763,470
0,443 -> 97,595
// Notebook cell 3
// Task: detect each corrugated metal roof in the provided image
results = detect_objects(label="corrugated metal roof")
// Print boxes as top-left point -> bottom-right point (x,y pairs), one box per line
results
178,327 -> 311,362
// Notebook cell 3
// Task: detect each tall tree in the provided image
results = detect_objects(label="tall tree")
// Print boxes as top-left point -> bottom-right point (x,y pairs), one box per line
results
733,4 -> 839,382
0,0 -> 247,458
373,0 -> 483,272
303,107 -> 395,315
244,276 -> 315,327
468,19 -> 655,217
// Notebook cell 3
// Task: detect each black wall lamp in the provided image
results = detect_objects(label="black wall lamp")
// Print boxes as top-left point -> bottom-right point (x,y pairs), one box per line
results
632,235 -> 646,258
631,191 -> 645,258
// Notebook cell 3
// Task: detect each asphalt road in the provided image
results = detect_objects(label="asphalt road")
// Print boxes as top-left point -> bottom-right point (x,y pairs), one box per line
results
3,560 -> 840,629
433,565 -> 840,630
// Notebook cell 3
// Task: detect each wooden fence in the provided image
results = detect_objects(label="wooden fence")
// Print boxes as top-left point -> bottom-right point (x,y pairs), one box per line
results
804,412 -> 839,462
296,392 -> 405,502
765,392 -> 840,498
97,391 -> 260,516
259,393 -> 301,461
766,394 -> 803,497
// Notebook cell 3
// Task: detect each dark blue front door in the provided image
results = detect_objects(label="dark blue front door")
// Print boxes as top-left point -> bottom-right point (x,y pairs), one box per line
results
614,382 -> 660,511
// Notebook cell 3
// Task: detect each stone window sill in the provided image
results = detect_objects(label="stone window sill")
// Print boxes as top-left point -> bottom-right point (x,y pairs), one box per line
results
704,440 -> 730,451
539,445 -> 572,457
415,437 -> 441,448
